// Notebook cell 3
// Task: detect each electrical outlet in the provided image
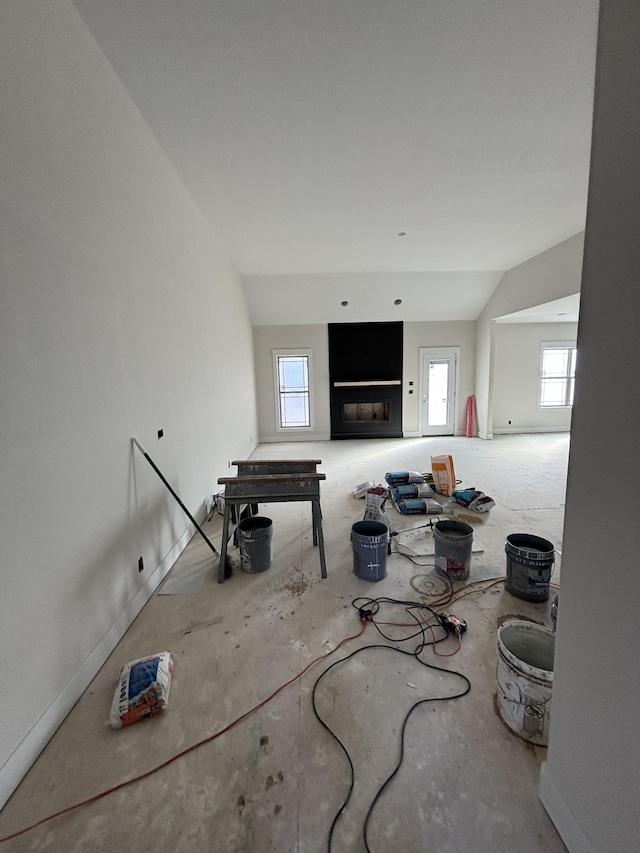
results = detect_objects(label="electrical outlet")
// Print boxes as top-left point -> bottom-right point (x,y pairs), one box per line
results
138,556 -> 144,573
508,420 -> 512,425
157,429 -> 164,439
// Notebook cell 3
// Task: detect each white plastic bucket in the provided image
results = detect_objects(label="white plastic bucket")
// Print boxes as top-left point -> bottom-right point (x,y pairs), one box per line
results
496,620 -> 555,746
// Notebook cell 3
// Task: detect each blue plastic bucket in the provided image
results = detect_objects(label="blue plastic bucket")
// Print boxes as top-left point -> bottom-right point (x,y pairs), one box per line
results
505,534 -> 554,602
237,516 -> 273,573
351,521 -> 389,582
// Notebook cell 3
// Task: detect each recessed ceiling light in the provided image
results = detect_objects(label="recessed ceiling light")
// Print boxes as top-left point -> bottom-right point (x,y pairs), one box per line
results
394,299 -> 402,305
398,232 -> 407,237
341,300 -> 349,307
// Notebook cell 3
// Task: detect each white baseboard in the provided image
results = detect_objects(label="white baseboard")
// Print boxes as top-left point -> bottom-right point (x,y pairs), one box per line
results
402,431 -> 467,438
259,433 -> 331,442
539,762 -> 597,853
0,518 -> 200,811
493,426 -> 571,435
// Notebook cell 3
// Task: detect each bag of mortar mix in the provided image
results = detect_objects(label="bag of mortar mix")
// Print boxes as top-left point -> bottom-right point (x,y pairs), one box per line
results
353,479 -> 375,498
392,482 -> 434,500
384,471 -> 425,486
430,455 -> 456,496
396,498 -> 443,515
364,486 -> 389,527
110,651 -> 174,729
452,489 -> 495,513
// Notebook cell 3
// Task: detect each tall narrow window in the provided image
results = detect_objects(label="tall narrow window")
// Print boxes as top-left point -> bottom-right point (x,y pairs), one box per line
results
273,350 -> 313,430
540,343 -> 577,408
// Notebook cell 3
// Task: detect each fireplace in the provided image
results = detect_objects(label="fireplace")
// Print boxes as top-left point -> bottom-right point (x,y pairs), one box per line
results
329,322 -> 403,439
331,381 -> 402,438
343,400 -> 389,423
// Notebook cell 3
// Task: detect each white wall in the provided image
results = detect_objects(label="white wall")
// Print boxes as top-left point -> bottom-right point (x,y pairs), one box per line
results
539,3 -> 640,851
492,323 -> 577,432
403,321 -> 476,435
0,0 -> 257,807
475,234 -> 585,437
253,325 -> 331,441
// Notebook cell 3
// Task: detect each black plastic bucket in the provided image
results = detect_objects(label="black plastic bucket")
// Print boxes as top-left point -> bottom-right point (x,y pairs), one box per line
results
433,520 -> 474,582
237,516 -> 273,573
505,534 -> 554,602
351,520 -> 389,582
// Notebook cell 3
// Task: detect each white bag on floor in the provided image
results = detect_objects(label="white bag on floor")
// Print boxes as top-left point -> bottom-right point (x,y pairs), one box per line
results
110,651 -> 174,729
363,486 -> 390,527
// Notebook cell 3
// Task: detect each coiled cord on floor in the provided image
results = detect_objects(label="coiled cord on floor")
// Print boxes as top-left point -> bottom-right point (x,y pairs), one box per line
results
352,589 -> 453,643
312,597 -> 472,853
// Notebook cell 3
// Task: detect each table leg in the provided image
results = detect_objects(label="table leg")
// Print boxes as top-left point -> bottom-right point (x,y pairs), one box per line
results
219,504 -> 232,583
312,500 -> 327,578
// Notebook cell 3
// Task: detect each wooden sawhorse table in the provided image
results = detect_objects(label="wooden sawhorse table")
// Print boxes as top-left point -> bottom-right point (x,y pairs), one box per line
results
217,460 -> 326,583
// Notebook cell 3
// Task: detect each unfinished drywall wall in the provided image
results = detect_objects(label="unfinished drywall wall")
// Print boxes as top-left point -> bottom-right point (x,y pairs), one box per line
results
492,323 -> 577,432
403,321 -> 476,435
539,3 -> 640,851
0,0 -> 256,807
253,325 -> 331,441
475,234 -> 585,437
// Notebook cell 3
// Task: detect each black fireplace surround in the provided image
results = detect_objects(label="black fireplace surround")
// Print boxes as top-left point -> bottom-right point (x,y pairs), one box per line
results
329,321 -> 403,439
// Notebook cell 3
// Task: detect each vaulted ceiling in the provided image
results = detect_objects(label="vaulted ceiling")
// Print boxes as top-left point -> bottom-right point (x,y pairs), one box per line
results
73,1 -> 599,323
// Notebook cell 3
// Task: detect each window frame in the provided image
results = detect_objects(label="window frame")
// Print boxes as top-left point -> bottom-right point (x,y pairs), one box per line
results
539,342 -> 577,409
272,349 -> 314,432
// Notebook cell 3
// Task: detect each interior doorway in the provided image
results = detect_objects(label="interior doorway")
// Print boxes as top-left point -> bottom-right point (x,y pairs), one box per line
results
419,347 -> 460,435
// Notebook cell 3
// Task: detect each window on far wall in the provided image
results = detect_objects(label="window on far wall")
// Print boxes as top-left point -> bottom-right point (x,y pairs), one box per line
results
539,343 -> 577,408
273,350 -> 313,430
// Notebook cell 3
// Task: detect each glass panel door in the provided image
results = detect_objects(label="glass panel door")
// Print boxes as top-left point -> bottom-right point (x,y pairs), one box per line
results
420,350 -> 458,435
427,361 -> 450,426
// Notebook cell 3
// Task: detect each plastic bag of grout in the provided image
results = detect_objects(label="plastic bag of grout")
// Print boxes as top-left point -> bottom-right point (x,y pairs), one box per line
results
110,651 -> 174,729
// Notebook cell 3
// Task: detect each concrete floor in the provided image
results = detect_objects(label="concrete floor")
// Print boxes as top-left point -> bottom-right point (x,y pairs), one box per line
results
0,435 -> 569,852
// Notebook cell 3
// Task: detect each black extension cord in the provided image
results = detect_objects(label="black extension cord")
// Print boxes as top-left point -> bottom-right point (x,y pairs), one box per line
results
311,597 -> 471,853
